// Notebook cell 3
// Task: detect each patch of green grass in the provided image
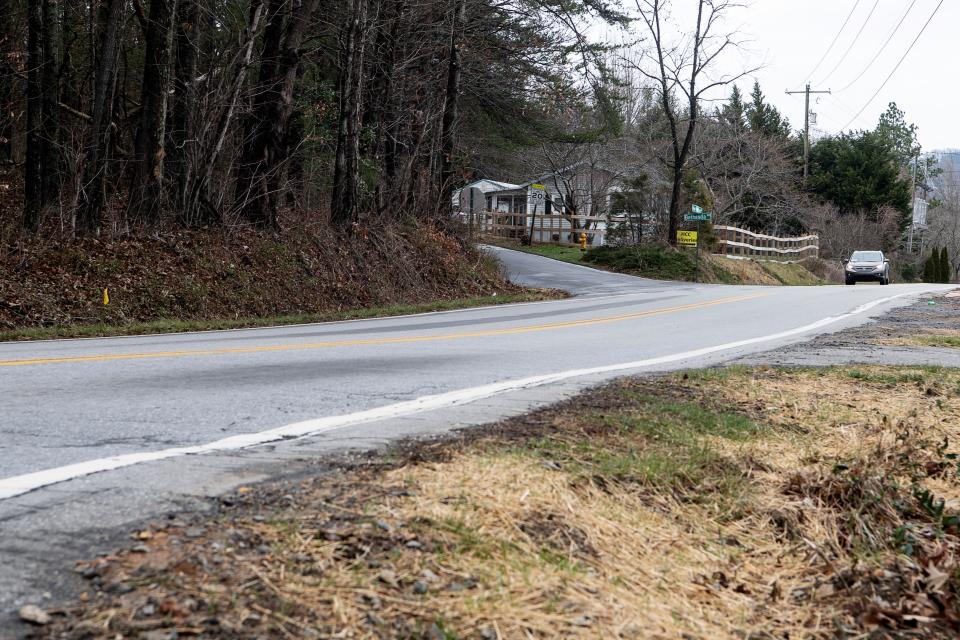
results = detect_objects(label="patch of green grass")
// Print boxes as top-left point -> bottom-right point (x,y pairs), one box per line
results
679,367 -> 756,384
0,291 -> 563,342
537,547 -> 586,573
847,368 -> 928,385
914,335 -> 960,349
526,394 -> 762,491
760,261 -> 828,286
582,245 -> 698,281
437,517 -> 509,560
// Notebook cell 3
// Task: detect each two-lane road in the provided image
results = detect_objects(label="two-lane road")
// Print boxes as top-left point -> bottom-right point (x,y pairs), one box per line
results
0,247 -> 953,621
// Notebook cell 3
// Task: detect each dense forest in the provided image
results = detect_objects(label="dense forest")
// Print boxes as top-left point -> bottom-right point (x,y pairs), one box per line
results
0,0 -> 941,270
0,0 -> 631,237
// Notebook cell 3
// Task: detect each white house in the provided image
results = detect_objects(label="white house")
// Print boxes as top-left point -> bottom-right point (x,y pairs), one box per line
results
482,163 -> 623,246
452,179 -> 519,221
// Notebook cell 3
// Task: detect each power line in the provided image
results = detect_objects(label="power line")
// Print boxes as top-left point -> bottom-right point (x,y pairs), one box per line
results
817,0 -> 881,85
835,0 -> 920,93
804,0 -> 862,83
841,0 -> 945,130
824,94 -> 873,128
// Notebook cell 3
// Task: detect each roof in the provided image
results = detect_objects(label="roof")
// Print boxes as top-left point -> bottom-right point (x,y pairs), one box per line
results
455,179 -> 520,194
488,162 -> 621,195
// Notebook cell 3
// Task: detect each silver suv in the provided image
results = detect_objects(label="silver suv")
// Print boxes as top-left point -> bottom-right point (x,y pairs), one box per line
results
845,250 -> 890,285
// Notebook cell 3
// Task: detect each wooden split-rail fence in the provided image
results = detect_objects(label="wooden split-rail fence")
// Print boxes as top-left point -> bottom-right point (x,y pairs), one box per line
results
462,211 -> 819,261
713,225 -> 819,262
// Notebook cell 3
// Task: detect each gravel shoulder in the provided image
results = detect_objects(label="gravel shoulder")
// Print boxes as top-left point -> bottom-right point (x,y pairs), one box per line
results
736,290 -> 960,368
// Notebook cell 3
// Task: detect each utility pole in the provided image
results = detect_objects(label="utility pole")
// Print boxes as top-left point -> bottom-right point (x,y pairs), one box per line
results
786,83 -> 831,184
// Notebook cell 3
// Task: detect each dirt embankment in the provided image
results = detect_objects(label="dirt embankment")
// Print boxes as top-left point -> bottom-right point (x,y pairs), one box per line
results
0,224 -> 525,332
27,364 -> 960,639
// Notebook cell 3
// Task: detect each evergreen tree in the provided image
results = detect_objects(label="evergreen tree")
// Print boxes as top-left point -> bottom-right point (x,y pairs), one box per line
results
807,131 -> 913,224
941,246 -> 951,283
923,251 -> 938,283
720,85 -> 746,130
876,102 -> 919,168
746,80 -> 791,140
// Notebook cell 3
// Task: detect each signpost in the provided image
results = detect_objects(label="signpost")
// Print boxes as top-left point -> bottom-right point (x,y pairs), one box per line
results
528,184 -> 546,242
681,205 -> 712,282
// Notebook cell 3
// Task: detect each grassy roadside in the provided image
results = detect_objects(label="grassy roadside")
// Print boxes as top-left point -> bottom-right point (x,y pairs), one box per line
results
0,290 -> 564,342
34,365 -> 960,638
490,240 -> 833,285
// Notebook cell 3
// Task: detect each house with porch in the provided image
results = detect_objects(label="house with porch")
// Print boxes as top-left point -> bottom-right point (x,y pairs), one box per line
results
477,162 -> 623,246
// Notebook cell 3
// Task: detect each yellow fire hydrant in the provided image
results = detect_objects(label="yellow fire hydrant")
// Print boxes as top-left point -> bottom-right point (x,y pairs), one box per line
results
579,232 -> 587,251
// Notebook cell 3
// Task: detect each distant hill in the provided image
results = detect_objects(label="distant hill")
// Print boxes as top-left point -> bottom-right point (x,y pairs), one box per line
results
934,149 -> 960,168
930,150 -> 960,197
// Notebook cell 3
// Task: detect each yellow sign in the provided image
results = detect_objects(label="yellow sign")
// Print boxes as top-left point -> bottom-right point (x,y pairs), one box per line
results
677,230 -> 698,246
531,183 -> 545,190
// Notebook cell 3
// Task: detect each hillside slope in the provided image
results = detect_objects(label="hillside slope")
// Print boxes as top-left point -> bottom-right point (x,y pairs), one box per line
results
0,224 -> 532,335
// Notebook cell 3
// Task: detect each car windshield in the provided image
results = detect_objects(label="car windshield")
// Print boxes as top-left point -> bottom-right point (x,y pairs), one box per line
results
850,251 -> 883,262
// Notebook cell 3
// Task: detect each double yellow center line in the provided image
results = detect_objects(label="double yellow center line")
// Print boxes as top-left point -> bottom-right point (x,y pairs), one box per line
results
0,293 -> 765,367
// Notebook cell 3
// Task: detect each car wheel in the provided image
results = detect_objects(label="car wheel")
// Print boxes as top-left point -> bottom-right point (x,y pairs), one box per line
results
846,277 -> 855,285
881,276 -> 889,285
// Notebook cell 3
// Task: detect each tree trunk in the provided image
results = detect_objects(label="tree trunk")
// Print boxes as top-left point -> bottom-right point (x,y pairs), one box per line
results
128,0 -> 177,227
438,0 -> 465,209
330,0 -> 368,226
170,0 -> 198,224
236,0 -> 318,228
365,0 -> 402,213
40,0 -> 60,206
24,0 -> 43,231
0,1 -> 16,164
77,0 -> 123,234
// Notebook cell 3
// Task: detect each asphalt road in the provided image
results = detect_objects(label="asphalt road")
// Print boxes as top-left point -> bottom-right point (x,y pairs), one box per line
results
0,247 -> 954,625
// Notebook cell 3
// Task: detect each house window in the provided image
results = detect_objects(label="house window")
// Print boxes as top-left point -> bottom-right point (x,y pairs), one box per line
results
485,195 -> 492,210
512,198 -> 526,215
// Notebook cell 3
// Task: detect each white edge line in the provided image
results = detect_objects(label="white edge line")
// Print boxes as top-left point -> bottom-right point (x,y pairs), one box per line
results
0,291 -> 925,501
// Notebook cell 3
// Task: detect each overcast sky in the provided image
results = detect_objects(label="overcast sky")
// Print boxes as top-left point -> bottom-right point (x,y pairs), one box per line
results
729,0 -> 956,150
613,0 -> 957,151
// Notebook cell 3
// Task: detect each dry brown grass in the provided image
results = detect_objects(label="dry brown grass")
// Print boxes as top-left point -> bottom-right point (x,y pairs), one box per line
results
36,367 -> 960,639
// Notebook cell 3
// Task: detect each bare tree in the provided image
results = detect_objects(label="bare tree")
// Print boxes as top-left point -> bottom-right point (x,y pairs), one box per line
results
128,0 -> 178,227
926,159 -> 960,280
24,0 -> 60,231
76,0 -> 124,234
236,0 -> 321,228
438,0 -> 466,208
632,0 -> 754,244
330,0 -> 369,226
696,119 -> 807,235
